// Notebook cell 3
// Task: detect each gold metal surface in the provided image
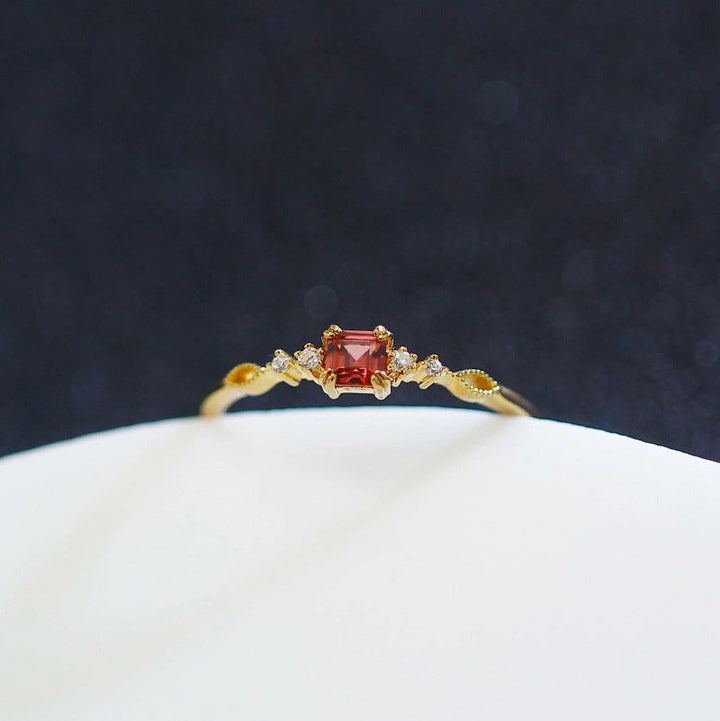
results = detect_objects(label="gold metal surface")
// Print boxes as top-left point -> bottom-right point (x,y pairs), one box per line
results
200,325 -> 537,417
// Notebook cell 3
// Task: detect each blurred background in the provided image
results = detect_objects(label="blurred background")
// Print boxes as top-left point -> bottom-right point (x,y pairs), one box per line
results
1,1 -> 719,460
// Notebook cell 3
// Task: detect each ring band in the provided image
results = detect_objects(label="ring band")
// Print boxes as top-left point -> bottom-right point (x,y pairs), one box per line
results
200,324 -> 537,417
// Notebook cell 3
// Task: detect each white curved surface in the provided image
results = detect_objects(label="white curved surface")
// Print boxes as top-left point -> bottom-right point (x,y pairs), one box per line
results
0,407 -> 718,721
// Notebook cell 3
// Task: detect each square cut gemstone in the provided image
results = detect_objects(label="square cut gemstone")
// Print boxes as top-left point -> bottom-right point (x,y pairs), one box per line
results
324,330 -> 388,387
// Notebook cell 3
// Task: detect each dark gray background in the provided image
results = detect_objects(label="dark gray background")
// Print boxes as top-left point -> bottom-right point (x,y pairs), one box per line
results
2,1 -> 719,460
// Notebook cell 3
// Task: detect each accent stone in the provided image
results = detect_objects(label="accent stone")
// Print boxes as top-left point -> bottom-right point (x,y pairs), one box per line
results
389,350 -> 413,372
426,358 -> 443,376
272,354 -> 290,373
324,329 -> 388,387
298,347 -> 321,369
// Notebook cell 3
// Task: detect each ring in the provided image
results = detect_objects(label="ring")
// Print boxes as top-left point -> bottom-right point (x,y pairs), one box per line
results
200,325 -> 537,417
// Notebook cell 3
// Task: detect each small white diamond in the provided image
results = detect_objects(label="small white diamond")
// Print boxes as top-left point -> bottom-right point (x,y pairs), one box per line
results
298,347 -> 320,369
390,350 -> 413,372
272,354 -> 290,373
426,358 -> 443,376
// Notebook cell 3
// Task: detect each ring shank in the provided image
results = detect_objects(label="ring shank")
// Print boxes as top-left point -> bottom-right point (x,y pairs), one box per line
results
200,385 -> 253,417
480,386 -> 537,416
200,364 -> 290,417
200,365 -> 536,417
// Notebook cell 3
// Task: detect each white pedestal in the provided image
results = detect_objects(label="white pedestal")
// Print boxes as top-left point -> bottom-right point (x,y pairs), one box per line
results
0,407 -> 718,721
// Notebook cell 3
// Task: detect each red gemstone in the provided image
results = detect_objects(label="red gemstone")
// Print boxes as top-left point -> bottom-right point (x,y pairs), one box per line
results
324,329 -> 388,387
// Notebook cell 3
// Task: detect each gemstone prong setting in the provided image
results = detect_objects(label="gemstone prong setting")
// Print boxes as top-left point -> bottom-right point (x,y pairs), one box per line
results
321,369 -> 340,399
418,355 -> 447,388
370,371 -> 392,400
388,346 -> 418,385
200,323 -> 536,417
323,329 -> 389,392
373,325 -> 393,346
268,350 -> 302,385
322,325 -> 344,343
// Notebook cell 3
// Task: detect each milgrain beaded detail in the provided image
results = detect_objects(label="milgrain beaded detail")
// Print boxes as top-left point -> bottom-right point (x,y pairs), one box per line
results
452,369 -> 499,396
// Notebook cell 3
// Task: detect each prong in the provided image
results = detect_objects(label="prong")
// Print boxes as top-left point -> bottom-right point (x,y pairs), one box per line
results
322,325 -> 343,344
373,325 -> 392,341
370,371 -> 392,400
320,369 -> 340,399
374,325 -> 394,352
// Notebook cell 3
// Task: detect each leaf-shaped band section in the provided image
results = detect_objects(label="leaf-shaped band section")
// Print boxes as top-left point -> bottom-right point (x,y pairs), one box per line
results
438,369 -> 534,415
451,369 -> 499,395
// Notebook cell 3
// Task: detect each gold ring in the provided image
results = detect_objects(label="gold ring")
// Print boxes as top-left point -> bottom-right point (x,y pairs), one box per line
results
200,324 -> 537,417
